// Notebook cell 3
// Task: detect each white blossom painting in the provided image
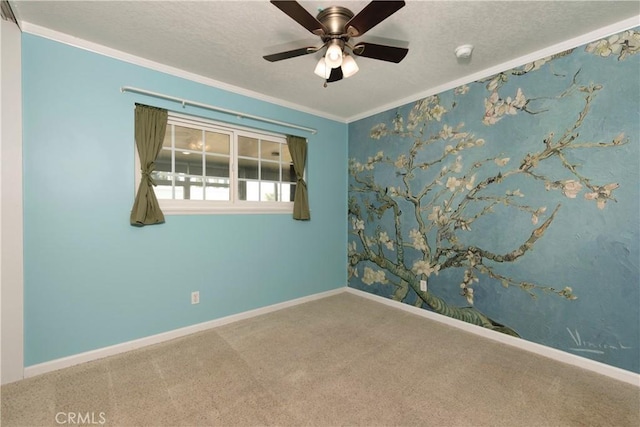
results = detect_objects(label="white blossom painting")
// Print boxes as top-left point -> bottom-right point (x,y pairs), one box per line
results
348,29 -> 639,372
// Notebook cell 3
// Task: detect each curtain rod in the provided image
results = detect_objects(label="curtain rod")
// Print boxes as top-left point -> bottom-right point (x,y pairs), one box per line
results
120,86 -> 317,135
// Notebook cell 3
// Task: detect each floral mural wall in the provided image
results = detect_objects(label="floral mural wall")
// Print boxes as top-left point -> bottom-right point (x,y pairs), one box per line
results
348,28 -> 639,373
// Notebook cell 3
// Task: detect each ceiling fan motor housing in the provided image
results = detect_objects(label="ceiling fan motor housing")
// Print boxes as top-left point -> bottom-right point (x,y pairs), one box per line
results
316,6 -> 354,41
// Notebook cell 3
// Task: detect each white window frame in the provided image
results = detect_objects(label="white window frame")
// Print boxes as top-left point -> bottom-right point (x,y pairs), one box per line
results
134,112 -> 297,215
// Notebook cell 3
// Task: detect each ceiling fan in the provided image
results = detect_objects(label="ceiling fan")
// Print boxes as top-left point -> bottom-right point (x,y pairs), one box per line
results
264,1 -> 409,85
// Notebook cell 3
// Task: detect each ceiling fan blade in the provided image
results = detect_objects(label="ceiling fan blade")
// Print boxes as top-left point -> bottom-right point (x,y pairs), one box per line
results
263,46 -> 317,62
345,1 -> 405,37
271,1 -> 328,36
353,42 -> 408,63
327,67 -> 343,83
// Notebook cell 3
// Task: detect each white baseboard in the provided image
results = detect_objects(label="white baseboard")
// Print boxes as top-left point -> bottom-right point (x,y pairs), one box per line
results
23,286 -> 640,387
346,287 -> 640,387
24,287 -> 345,379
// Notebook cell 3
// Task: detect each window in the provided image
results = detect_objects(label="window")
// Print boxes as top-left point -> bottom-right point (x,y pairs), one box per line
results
137,113 -> 297,214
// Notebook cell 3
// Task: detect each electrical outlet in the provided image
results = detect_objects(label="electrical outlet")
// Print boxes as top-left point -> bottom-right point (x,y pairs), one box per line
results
420,280 -> 427,292
191,291 -> 200,305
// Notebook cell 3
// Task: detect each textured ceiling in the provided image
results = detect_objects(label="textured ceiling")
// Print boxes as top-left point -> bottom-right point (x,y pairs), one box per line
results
10,1 -> 640,121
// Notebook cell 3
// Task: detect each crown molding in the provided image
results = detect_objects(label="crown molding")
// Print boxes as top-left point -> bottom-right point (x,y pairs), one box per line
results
19,22 -> 347,124
345,15 -> 640,123
18,14 -> 640,125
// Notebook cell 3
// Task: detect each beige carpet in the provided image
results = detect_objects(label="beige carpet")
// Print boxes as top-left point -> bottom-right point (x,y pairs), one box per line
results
2,292 -> 639,426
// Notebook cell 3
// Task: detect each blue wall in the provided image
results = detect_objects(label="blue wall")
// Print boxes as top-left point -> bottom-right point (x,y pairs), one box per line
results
22,34 -> 347,366
348,29 -> 639,373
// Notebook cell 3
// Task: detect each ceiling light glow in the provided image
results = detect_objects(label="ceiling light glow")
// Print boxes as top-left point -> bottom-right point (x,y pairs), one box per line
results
314,57 -> 331,78
325,40 -> 344,69
341,54 -> 359,78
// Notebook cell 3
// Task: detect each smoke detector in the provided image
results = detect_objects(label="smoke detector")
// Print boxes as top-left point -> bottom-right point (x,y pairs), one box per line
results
455,44 -> 474,59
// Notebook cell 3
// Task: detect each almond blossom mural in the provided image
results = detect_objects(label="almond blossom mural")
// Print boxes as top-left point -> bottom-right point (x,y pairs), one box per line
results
348,28 -> 639,372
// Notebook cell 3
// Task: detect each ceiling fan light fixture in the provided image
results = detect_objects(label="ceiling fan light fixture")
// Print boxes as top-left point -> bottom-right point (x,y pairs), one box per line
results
325,39 -> 344,68
314,57 -> 332,78
341,54 -> 359,78
265,1 -> 410,82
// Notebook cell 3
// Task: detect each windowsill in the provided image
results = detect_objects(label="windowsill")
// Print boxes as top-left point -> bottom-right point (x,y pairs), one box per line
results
158,200 -> 295,215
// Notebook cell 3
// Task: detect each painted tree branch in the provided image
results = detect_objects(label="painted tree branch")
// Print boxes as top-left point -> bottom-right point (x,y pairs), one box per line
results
349,209 -> 519,337
349,48 -> 630,338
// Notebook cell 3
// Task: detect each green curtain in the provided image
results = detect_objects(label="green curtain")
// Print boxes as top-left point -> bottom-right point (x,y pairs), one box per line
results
287,135 -> 310,220
130,104 -> 168,226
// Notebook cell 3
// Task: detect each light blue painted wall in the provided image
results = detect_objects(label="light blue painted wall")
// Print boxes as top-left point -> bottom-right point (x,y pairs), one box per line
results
22,34 -> 348,366
347,29 -> 639,373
